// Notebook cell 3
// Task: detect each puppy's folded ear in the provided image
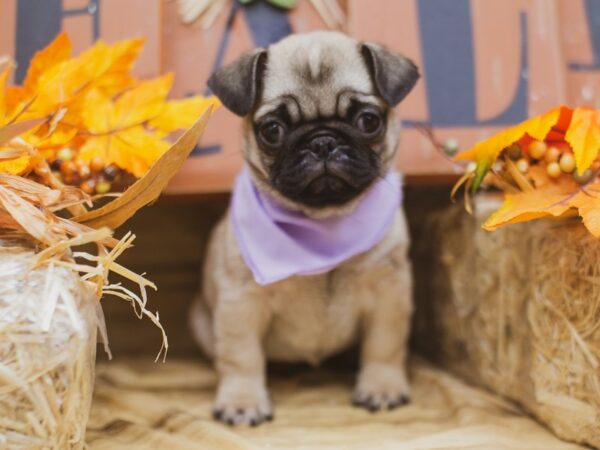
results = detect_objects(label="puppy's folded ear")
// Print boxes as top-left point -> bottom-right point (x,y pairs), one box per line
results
360,43 -> 419,107
207,48 -> 268,116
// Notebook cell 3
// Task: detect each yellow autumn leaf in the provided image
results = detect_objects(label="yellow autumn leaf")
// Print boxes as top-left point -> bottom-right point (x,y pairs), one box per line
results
23,124 -> 77,150
22,32 -> 72,94
18,61 -> 84,119
74,75 -> 172,134
0,68 -> 9,126
91,38 -> 144,96
77,39 -> 144,94
0,154 -> 30,176
0,33 -> 218,182
483,185 -> 574,231
567,187 -> 600,237
452,104 -> 600,237
69,76 -> 180,176
456,107 -> 568,163
0,64 -> 41,174
18,38 -> 144,121
0,67 -> 39,174
148,95 -> 220,135
7,34 -> 74,121
74,108 -> 213,228
51,38 -> 145,130
112,74 -> 173,128
76,88 -> 113,132
5,85 -> 29,120
0,67 -> 47,148
1,34 -> 71,124
78,125 -> 169,177
75,86 -> 172,176
456,106 -> 568,190
565,107 -> 600,175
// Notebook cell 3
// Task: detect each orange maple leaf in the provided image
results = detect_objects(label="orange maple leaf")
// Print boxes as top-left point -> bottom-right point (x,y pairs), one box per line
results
15,36 -> 143,122
0,67 -> 43,174
76,85 -> 173,177
455,105 -> 600,237
23,32 -> 72,94
484,183 -> 600,237
456,106 -> 570,190
149,96 -> 221,136
7,33 -> 72,122
62,38 -> 145,100
0,33 -> 218,182
565,107 -> 600,175
0,68 -> 9,127
483,185 -> 575,230
570,189 -> 600,236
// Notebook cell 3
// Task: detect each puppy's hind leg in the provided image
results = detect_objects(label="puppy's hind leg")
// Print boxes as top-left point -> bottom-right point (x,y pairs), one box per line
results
212,295 -> 273,426
353,246 -> 413,412
189,295 -> 215,359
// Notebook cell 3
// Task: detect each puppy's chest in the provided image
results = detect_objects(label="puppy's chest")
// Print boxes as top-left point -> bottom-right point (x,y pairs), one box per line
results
262,271 -> 366,364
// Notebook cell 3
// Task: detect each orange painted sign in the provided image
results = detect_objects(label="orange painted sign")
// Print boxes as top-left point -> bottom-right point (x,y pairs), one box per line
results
2,0 -> 600,192
0,0 -> 161,81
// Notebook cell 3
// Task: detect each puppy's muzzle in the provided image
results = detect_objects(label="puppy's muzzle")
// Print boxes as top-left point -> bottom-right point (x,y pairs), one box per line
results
304,132 -> 350,172
308,134 -> 339,159
306,133 -> 349,164
272,126 -> 379,207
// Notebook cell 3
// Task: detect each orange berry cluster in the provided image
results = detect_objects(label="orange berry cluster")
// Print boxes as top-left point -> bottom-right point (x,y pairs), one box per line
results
50,148 -> 132,194
504,140 -> 594,185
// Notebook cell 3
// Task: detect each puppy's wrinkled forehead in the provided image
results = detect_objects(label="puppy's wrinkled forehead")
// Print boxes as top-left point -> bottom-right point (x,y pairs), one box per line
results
256,32 -> 377,122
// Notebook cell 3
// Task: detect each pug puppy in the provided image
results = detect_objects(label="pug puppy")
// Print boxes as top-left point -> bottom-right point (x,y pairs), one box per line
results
191,31 -> 419,426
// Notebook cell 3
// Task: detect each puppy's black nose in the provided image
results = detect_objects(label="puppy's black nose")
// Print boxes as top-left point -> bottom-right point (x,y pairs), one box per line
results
309,135 -> 337,159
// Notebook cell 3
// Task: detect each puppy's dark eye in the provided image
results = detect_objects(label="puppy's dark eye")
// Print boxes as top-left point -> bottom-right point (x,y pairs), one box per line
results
259,121 -> 285,146
355,112 -> 382,136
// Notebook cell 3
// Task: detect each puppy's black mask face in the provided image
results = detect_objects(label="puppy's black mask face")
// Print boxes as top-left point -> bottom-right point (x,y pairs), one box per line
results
207,33 -> 420,210
254,101 -> 385,208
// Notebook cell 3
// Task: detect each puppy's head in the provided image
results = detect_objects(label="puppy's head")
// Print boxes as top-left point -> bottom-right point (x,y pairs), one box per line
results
208,31 -> 419,213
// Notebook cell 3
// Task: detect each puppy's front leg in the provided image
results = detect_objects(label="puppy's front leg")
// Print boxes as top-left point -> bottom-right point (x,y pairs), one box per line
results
212,295 -> 272,426
353,247 -> 413,412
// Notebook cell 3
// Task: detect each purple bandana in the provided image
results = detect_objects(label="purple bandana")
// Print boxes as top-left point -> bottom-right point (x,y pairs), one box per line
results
231,168 -> 402,285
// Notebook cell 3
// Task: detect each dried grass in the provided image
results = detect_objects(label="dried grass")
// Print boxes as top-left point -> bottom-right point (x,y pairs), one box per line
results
415,195 -> 600,448
0,100 -> 213,449
0,247 -> 97,450
0,172 -> 167,449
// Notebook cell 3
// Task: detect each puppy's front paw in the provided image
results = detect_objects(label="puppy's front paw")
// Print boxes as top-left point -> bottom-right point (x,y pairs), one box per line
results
352,363 -> 411,412
213,376 -> 273,426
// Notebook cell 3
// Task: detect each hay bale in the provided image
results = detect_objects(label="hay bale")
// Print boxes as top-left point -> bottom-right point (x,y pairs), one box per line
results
415,195 -> 600,448
0,244 -> 97,450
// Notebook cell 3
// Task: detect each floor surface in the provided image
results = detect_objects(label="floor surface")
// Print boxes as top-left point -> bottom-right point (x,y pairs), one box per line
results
86,358 -> 586,450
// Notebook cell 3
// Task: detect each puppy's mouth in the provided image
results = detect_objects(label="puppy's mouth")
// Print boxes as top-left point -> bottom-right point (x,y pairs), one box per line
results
299,169 -> 358,207
275,158 -> 373,208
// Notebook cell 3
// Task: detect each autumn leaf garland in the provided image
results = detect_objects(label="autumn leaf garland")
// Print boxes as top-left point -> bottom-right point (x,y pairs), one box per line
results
0,32 -> 219,181
0,34 -> 218,371
454,105 -> 600,237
